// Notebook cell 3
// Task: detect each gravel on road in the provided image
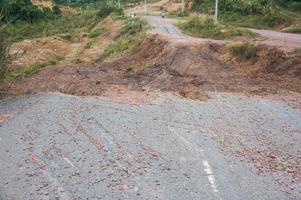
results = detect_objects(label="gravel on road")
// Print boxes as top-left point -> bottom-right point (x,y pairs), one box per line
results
0,92 -> 300,199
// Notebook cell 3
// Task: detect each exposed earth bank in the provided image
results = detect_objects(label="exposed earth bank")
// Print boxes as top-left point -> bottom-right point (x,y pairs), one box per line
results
2,33 -> 301,103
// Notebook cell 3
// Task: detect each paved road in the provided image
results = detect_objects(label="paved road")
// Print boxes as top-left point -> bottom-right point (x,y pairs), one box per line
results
144,15 -> 301,49
0,92 -> 300,199
144,16 -> 186,39
250,28 -> 301,49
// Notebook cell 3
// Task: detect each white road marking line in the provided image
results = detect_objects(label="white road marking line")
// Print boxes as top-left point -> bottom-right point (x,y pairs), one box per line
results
168,126 -> 220,195
202,160 -> 219,193
63,158 -> 75,168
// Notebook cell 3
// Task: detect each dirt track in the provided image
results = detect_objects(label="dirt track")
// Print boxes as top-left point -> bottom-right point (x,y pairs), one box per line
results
0,15 -> 301,200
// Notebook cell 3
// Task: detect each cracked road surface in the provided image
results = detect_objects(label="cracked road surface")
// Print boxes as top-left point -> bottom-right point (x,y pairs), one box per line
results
0,92 -> 300,199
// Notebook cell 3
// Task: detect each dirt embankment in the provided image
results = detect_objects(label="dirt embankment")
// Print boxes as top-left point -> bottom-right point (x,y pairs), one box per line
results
2,33 -> 300,101
100,34 -> 301,96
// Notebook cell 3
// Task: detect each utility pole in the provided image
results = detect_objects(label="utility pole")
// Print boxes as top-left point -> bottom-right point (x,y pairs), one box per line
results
118,0 -> 121,8
182,0 -> 184,13
214,0 -> 219,24
144,0 -> 147,14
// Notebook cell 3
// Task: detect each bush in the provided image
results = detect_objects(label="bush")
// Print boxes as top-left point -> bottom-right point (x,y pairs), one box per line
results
262,7 -> 290,27
2,9 -> 100,42
52,5 -> 62,15
116,18 -> 147,39
192,0 -> 297,28
0,31 -> 9,80
97,3 -> 123,18
1,59 -> 57,84
88,27 -> 107,38
103,18 -> 148,58
178,16 -> 256,39
284,27 -> 301,34
169,9 -> 189,17
276,0 -> 301,13
232,42 -> 258,60
178,16 -> 222,37
1,0 -> 58,23
192,0 -> 271,15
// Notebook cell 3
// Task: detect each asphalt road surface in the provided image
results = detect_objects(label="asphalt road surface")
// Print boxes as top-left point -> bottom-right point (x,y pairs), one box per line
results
144,16 -> 186,39
0,92 -> 300,199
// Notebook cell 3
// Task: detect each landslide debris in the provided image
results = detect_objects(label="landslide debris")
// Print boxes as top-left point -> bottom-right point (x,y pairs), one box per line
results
1,33 -> 301,100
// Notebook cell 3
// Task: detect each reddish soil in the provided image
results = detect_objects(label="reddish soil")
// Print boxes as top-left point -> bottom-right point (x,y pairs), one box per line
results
1,34 -> 301,101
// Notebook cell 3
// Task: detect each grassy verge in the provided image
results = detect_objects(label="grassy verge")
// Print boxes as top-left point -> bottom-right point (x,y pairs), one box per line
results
1,3 -> 123,43
177,16 -> 256,40
283,26 -> 301,34
102,18 -> 148,58
0,59 -> 58,85
2,10 -> 101,42
88,27 -> 107,38
0,31 -> 9,80
220,9 -> 298,29
190,1 -> 301,30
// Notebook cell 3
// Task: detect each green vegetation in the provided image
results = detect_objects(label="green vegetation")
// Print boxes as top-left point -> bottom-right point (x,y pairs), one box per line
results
191,0 -> 301,28
0,0 -> 59,23
221,8 -> 294,29
178,16 -> 255,40
3,9 -> 101,42
295,48 -> 301,53
283,26 -> 301,34
0,31 -> 9,80
85,41 -> 94,49
231,42 -> 258,60
60,33 -> 73,41
88,27 -> 107,38
277,0 -> 301,13
103,18 -> 148,58
1,1 -> 122,42
0,59 -> 58,85
126,66 -> 133,72
168,9 -> 189,17
85,27 -> 108,49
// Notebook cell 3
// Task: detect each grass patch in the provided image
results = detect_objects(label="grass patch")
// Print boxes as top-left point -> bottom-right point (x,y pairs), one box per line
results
177,16 -> 255,40
221,9 -> 298,29
102,18 -> 148,58
0,59 -> 57,85
126,66 -> 133,72
231,42 -> 258,60
85,41 -> 94,49
60,33 -> 72,41
168,9 -> 189,17
283,26 -> 301,34
2,8 -> 104,42
295,48 -> 301,53
88,27 -> 107,38
0,31 -> 9,80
